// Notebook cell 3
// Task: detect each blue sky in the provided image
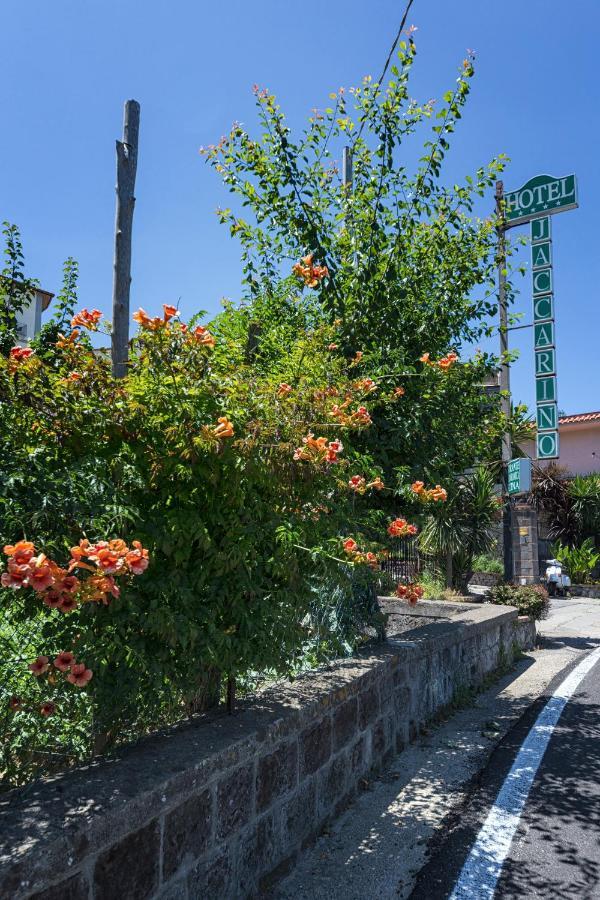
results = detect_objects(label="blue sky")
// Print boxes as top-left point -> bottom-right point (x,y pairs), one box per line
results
1,0 -> 596,414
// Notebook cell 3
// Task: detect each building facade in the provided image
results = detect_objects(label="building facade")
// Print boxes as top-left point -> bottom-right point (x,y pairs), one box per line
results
15,288 -> 54,345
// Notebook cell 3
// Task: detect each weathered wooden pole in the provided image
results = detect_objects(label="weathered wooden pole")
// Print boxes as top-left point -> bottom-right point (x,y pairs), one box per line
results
496,180 -> 514,582
111,99 -> 140,378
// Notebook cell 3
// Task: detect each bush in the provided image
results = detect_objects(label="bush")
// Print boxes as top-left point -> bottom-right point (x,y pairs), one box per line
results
552,539 -> 600,584
471,553 -> 503,575
1,294 -> 449,786
489,582 -> 549,621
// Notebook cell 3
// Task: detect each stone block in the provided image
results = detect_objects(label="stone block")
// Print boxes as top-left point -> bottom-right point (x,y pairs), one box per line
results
216,763 -> 254,840
317,751 -> 349,817
358,683 -> 380,730
299,717 -> 331,777
162,788 -> 213,879
256,740 -> 298,813
280,778 -> 316,849
349,733 -> 367,777
332,696 -> 358,752
94,819 -> 160,900
238,812 -> 276,897
187,844 -> 232,899
31,872 -> 89,900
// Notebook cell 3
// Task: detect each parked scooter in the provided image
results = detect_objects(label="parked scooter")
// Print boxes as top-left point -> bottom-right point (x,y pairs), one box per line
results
544,559 -> 572,597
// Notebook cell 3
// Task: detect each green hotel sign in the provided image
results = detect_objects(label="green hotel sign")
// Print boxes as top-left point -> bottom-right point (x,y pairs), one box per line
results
505,174 -> 578,227
504,173 -> 578,464
508,458 -> 532,495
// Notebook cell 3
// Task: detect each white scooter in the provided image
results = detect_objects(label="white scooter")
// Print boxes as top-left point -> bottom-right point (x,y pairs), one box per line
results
545,559 -> 572,597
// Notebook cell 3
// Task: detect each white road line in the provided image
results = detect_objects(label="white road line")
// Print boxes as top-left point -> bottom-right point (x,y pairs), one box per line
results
450,644 -> 600,900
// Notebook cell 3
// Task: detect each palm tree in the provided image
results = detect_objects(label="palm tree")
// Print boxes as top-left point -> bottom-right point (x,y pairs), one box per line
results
419,468 -> 501,590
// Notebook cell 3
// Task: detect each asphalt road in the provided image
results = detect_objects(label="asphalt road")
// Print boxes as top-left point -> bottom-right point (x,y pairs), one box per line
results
410,642 -> 600,899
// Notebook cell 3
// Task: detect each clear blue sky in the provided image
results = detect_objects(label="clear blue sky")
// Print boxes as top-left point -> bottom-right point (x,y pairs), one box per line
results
1,0 -> 597,414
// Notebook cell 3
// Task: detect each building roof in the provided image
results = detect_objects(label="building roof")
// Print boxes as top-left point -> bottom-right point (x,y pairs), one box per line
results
36,288 -> 54,311
559,411 -> 600,425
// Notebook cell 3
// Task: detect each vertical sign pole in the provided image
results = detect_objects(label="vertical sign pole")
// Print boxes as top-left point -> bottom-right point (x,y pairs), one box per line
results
496,180 -> 513,582
111,99 -> 140,378
342,146 -> 353,189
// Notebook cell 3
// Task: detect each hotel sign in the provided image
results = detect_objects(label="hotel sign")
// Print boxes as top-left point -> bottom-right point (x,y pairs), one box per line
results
504,174 -> 578,461
505,174 -> 578,227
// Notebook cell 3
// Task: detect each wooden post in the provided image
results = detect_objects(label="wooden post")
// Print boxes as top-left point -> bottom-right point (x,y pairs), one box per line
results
111,100 -> 140,378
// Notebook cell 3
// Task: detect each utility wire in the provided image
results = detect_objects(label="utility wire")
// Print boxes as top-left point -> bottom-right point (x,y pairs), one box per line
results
353,0 -> 416,146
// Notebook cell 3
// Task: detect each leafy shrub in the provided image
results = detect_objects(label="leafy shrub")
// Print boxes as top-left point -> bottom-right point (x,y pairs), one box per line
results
552,538 -> 600,584
489,582 -> 549,620
1,294 -> 445,786
472,553 -> 503,575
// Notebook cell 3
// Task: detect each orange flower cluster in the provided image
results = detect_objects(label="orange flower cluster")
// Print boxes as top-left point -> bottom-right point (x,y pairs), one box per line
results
387,518 -> 418,538
15,651 -> 95,718
71,309 -> 102,331
133,305 -> 177,331
213,416 -> 235,439
292,253 -> 329,288
395,582 -> 424,605
189,325 -> 216,347
294,435 -> 343,464
348,475 -> 366,493
419,351 -> 459,370
342,538 -> 380,570
394,386 -> 405,397
277,383 -> 292,398
348,475 -> 384,494
28,651 -> 93,687
133,306 -> 216,348
9,346 -> 34,361
330,401 -> 372,427
411,481 -> 448,502
353,378 -> 377,394
1,538 -> 149,610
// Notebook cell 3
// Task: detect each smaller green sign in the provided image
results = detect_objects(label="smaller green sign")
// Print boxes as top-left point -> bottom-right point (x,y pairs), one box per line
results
537,402 -> 558,432
506,174 -> 578,225
532,241 -> 552,270
537,430 -> 560,460
535,348 -> 556,376
532,267 -> 553,296
534,294 -> 554,322
531,216 -> 552,243
534,321 -> 555,349
536,375 -> 557,403
508,457 -> 532,495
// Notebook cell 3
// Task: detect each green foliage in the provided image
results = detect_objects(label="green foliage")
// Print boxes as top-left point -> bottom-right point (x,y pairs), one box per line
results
202,43 -> 518,482
31,258 -> 80,360
488,582 -> 549,621
532,466 -> 600,547
552,538 -> 600,584
0,222 -> 39,355
1,287 -> 420,786
419,468 -> 502,589
471,553 -> 503,575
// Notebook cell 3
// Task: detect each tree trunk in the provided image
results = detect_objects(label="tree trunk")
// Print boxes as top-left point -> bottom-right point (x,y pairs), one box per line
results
111,99 -> 140,378
445,549 -> 453,589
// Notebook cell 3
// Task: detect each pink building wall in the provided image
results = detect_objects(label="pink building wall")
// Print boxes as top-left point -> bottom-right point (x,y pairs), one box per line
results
521,417 -> 600,476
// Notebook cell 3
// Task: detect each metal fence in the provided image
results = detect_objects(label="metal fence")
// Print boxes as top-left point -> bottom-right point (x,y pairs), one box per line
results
380,535 -> 421,583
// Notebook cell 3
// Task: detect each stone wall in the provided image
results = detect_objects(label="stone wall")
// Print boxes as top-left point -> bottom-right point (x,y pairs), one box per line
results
0,602 -> 535,900
571,584 -> 600,599
468,571 -> 501,587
